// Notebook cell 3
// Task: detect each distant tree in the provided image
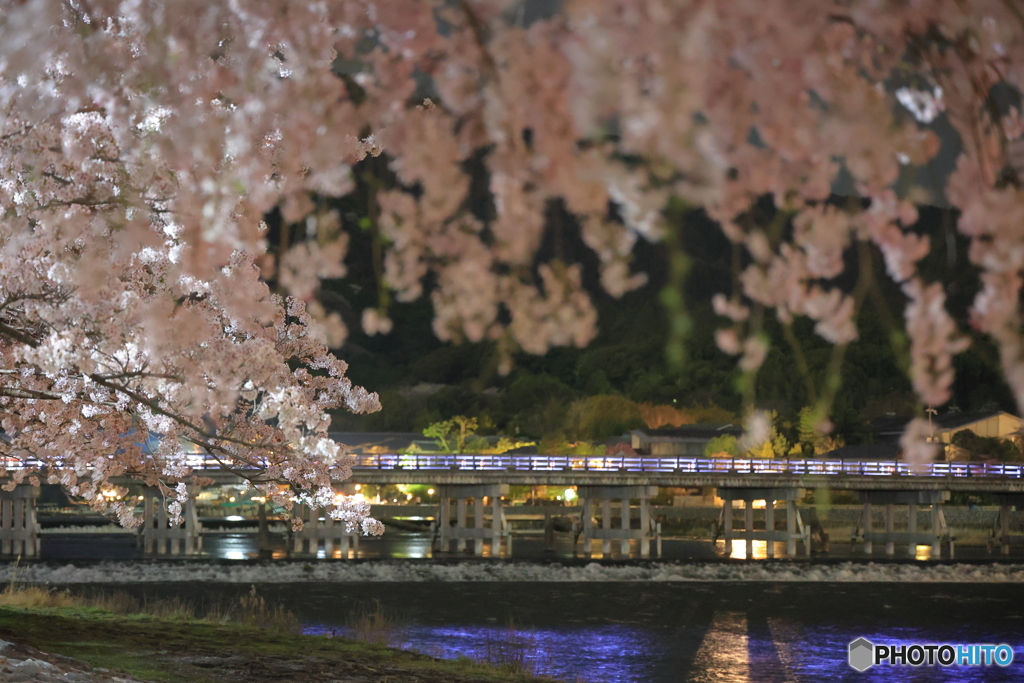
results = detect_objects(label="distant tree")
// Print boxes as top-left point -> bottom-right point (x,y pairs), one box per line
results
423,416 -> 478,454
334,389 -> 418,432
500,373 -> 576,437
797,406 -> 845,456
423,386 -> 494,426
704,435 -> 740,458
743,411 -> 794,458
639,403 -> 694,429
572,441 -> 606,457
407,344 -> 490,385
536,433 -> 602,456
538,433 -> 572,455
950,430 -> 1023,462
563,395 -> 645,441
484,436 -> 537,455
859,391 -> 919,421
420,415 -> 532,454
686,402 -> 737,424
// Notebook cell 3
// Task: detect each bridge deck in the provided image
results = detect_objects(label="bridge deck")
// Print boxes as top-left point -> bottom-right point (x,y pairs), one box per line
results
170,455 -> 1024,492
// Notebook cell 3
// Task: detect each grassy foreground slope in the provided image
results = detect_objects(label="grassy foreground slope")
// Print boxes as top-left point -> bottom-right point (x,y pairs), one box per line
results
0,603 -> 557,683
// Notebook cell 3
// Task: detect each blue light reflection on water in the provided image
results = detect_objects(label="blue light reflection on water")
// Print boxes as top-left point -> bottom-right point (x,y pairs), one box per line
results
304,620 -> 1024,683
411,625 -> 656,683
304,623 -> 659,683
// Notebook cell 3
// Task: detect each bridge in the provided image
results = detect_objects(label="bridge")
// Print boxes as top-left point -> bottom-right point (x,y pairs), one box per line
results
340,454 -> 1024,492
336,454 -> 1024,561
150,453 -> 1024,491
6,454 -> 1024,561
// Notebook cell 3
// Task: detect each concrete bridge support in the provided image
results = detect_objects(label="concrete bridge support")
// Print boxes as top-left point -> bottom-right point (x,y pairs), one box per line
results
140,487 -> 202,555
435,484 -> 508,556
854,490 -> 951,558
292,504 -> 360,558
0,485 -> 39,557
715,488 -> 808,559
988,493 -> 1024,555
577,485 -> 658,558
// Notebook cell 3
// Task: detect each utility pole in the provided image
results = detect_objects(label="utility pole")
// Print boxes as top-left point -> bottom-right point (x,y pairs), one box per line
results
925,407 -> 938,442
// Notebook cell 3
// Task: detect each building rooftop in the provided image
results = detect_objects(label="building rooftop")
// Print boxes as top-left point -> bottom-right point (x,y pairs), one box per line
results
329,432 -> 428,454
636,424 -> 744,440
869,410 -> 1016,438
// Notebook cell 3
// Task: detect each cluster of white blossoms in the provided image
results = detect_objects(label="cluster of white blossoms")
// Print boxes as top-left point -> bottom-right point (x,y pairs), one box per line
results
2,0 -> 1024,523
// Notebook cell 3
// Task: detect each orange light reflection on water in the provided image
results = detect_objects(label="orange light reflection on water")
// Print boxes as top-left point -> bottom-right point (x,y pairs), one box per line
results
717,539 -> 796,560
691,612 -> 751,682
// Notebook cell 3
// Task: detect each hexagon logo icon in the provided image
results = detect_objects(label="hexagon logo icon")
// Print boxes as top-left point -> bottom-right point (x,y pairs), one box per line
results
849,637 -> 874,672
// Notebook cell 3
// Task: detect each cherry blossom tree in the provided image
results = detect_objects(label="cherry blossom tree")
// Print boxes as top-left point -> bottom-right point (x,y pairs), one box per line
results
3,0 -> 1024,527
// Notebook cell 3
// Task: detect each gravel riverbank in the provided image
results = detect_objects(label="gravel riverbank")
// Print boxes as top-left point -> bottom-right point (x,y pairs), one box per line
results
5,559 -> 1024,583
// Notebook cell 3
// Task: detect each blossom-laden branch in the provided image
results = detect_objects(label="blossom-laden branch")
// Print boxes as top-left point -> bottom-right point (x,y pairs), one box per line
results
0,250 -> 382,531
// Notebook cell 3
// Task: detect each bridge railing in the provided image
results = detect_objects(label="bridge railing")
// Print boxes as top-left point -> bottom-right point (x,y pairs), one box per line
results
5,453 -> 1023,479
345,454 -> 1024,478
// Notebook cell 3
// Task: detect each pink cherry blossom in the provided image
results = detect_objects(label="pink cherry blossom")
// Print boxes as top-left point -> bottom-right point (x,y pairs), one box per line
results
1,0 -> 1023,509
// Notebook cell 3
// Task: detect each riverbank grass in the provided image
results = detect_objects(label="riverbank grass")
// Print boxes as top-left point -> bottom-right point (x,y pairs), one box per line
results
0,586 -> 557,683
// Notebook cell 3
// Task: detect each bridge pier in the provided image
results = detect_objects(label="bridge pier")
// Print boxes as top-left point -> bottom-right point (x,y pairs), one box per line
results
436,484 -> 508,556
291,503 -> 360,558
577,486 -> 658,558
140,487 -> 202,556
988,493 -> 1024,555
0,485 -> 39,558
715,488 -> 808,558
854,490 -> 950,558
